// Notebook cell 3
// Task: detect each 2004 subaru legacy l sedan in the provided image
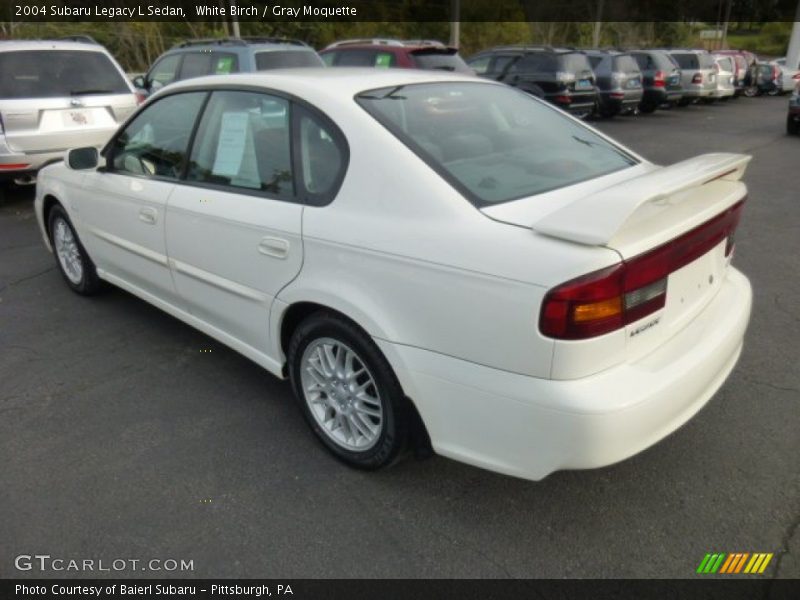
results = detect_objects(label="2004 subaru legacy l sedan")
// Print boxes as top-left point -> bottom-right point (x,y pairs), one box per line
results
35,69 -> 752,481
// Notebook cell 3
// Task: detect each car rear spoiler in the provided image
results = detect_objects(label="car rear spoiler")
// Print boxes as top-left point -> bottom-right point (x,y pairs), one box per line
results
531,153 -> 751,246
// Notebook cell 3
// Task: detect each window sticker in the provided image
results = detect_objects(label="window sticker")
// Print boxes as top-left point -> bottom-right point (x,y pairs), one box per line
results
375,53 -> 392,68
211,112 -> 249,177
215,56 -> 235,74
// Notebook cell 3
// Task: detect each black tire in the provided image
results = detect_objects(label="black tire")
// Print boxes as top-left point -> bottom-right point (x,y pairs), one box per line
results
677,98 -> 692,107
788,115 -> 799,136
638,101 -> 657,114
47,204 -> 104,295
288,311 -> 410,470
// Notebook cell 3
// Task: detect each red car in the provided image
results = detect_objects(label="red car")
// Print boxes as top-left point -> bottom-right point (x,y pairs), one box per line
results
320,39 -> 473,73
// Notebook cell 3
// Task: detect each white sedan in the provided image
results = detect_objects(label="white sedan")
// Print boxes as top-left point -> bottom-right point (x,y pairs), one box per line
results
35,69 -> 752,481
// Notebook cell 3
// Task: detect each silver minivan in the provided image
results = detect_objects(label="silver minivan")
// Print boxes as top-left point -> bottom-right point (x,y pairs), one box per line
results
0,39 -> 138,186
667,49 -> 718,105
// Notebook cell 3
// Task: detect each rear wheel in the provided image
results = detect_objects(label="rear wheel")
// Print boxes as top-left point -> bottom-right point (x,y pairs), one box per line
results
47,204 -> 103,295
788,115 -> 799,135
288,312 -> 410,470
638,101 -> 657,114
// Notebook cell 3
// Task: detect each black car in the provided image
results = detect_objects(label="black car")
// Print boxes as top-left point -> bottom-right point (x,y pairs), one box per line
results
629,49 -> 683,112
466,46 -> 597,118
584,50 -> 643,117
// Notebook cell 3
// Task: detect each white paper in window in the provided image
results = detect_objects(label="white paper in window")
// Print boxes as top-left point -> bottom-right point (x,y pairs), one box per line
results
212,112 -> 249,177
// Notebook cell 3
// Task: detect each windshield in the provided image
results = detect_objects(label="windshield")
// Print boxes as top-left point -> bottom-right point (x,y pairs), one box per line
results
614,55 -> 639,73
357,82 -> 637,207
560,53 -> 593,74
0,50 -> 130,99
255,50 -> 324,70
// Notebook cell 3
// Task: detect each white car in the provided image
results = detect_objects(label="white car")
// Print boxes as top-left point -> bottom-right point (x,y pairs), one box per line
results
772,57 -> 800,93
35,70 -> 752,481
712,56 -> 736,99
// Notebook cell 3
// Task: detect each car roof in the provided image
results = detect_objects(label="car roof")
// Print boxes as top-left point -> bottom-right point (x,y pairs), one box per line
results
162,68 -> 485,101
166,37 -> 313,54
0,40 -> 112,53
322,39 -> 450,52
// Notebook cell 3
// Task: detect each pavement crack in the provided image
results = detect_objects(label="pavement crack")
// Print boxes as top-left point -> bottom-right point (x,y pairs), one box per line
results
768,508 -> 800,584
740,376 -> 800,396
0,266 -> 54,292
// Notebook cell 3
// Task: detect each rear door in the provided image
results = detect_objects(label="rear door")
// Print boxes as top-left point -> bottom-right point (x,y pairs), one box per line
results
165,90 -> 344,355
0,49 -> 136,153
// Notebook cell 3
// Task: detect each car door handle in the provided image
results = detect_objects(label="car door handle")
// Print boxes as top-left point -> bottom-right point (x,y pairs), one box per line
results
139,207 -> 158,225
258,237 -> 289,259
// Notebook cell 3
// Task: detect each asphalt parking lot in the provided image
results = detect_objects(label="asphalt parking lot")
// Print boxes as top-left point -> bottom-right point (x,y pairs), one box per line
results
1,95 -> 798,580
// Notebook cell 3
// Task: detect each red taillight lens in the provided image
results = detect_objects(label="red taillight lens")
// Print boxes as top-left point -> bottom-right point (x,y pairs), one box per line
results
540,199 -> 746,340
0,163 -> 31,170
135,92 -> 147,105
654,70 -> 666,87
692,72 -> 703,84
793,73 -> 800,80
773,66 -> 780,79
555,94 -> 572,104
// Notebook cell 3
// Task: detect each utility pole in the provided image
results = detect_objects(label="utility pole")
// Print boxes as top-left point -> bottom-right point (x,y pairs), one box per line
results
721,0 -> 733,50
786,2 -> 800,69
230,0 -> 241,39
449,0 -> 460,48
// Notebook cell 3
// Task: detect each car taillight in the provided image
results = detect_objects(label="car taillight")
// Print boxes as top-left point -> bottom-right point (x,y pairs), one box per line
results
692,72 -> 703,84
793,73 -> 800,80
540,199 -> 745,340
554,94 -> 572,104
654,70 -> 666,87
135,92 -> 147,105
773,65 -> 780,79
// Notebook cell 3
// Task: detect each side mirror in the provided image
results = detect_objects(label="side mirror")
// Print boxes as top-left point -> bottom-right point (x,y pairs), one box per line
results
66,147 -> 99,170
132,75 -> 146,89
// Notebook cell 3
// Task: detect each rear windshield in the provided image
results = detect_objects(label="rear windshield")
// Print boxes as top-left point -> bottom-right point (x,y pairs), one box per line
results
559,53 -> 593,74
254,50 -> 323,70
671,53 -> 699,69
357,82 -> 637,207
613,55 -> 640,73
410,49 -> 472,73
0,50 -> 130,99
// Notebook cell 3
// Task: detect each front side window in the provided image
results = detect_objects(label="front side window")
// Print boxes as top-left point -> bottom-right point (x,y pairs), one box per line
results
0,50 -> 129,99
186,91 -> 293,196
357,82 -> 637,206
109,92 -> 206,179
149,54 -> 181,90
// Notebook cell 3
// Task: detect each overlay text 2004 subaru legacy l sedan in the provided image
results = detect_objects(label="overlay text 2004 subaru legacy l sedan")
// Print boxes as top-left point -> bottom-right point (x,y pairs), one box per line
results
35,69 -> 752,481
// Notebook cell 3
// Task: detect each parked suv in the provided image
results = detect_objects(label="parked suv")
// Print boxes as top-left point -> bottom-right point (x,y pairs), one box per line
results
664,49 -> 717,105
584,50 -> 643,117
134,37 -> 324,96
319,39 -> 472,73
467,46 -> 597,117
628,49 -> 683,112
0,38 -> 138,186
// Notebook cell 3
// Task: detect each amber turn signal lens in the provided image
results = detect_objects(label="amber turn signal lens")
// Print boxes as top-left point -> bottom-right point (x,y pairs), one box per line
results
572,297 -> 623,323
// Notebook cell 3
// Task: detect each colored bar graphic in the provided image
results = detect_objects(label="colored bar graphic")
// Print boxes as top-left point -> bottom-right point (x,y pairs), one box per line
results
704,552 -> 774,575
758,554 -> 773,574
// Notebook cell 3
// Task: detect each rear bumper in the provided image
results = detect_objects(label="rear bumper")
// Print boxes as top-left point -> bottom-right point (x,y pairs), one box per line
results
379,267 -> 752,481
682,85 -> 715,99
0,145 -> 65,178
642,88 -> 682,104
713,86 -> 736,98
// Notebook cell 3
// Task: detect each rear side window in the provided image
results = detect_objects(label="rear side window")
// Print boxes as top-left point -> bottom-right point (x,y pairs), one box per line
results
254,50 -> 324,70
357,82 -> 637,207
510,53 -> 557,72
109,92 -> 206,179
672,53 -> 699,70
187,90 -> 293,197
0,50 -> 130,99
466,55 -> 491,74
614,55 -> 639,72
559,53 -> 593,74
295,107 -> 348,203
631,53 -> 651,70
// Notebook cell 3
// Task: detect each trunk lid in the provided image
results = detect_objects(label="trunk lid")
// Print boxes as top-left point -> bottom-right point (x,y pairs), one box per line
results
483,153 -> 750,371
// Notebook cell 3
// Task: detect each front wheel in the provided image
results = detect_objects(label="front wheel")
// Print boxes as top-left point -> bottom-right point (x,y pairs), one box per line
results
288,312 -> 410,470
47,204 -> 103,295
